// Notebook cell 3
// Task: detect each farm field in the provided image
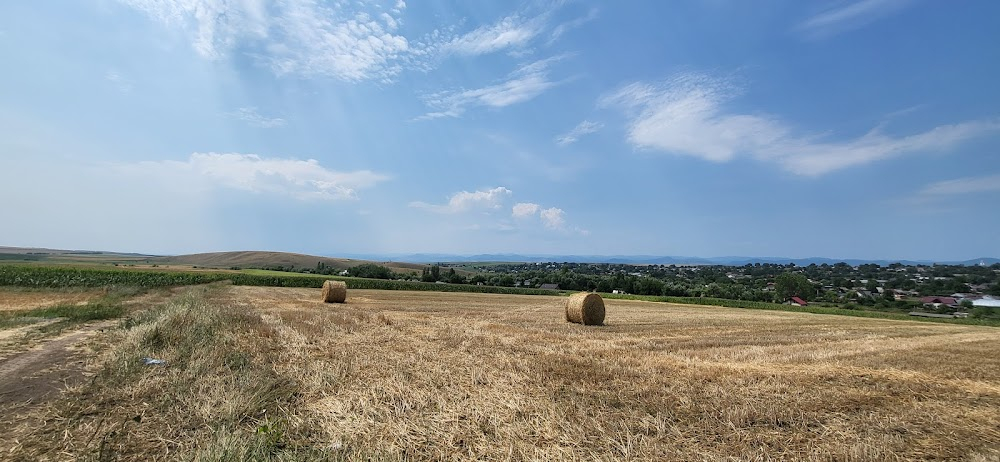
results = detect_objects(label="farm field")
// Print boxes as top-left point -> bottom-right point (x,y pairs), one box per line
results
2,285 -> 1000,460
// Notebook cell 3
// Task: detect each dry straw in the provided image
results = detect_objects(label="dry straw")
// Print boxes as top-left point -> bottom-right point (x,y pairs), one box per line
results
321,280 -> 347,303
565,292 -> 605,325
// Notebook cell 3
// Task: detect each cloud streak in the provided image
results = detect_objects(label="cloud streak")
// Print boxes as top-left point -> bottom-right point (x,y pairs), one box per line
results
602,72 -> 1000,176
919,174 -> 1000,196
228,107 -> 286,128
417,56 -> 567,120
556,120 -> 603,146
118,153 -> 388,200
796,0 -> 914,39
443,14 -> 546,56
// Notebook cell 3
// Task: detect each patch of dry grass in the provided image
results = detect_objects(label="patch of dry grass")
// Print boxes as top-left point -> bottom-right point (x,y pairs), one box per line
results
0,287 -> 106,312
6,286 -> 1000,460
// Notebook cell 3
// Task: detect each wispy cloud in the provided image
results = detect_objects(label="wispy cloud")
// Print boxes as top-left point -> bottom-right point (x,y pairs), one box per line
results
444,14 -> 546,56
118,0 -> 584,82
548,8 -> 598,44
919,174 -> 1000,196
602,72 -> 1000,176
410,187 -> 512,213
442,3 -> 589,57
556,120 -> 603,146
796,0 -> 914,39
118,153 -> 389,200
417,55 -> 567,120
227,107 -> 286,128
118,0 -> 416,81
105,70 -> 133,93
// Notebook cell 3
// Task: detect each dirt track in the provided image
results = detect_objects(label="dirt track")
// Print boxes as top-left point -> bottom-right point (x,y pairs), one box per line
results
0,322 -> 109,415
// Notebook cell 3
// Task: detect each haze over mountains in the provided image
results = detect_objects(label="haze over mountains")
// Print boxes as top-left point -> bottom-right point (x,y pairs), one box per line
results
336,253 -> 1000,267
2,247 -> 996,268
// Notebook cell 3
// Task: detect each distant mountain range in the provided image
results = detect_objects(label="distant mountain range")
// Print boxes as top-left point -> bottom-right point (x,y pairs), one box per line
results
2,246 -> 997,268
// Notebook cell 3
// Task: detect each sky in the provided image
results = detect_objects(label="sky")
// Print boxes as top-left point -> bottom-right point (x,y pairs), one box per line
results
1,0 -> 998,260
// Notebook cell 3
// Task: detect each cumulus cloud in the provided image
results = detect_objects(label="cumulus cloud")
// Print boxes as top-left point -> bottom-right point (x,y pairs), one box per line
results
417,55 -> 567,119
409,187 -> 512,213
412,188 -> 585,234
512,202 -> 541,218
556,120 -> 603,146
511,202 -> 579,232
227,107 -> 286,128
602,72 -> 1000,176
539,207 -> 565,229
117,152 -> 388,200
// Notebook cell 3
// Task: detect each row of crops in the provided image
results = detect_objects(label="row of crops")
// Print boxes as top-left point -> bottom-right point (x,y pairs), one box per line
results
0,265 -> 558,296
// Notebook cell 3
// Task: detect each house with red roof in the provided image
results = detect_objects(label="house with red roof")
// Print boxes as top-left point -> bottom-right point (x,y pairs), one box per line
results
920,296 -> 958,306
786,296 -> 808,307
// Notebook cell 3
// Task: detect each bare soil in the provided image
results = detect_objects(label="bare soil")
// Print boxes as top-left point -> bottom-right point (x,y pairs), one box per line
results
0,321 -> 110,413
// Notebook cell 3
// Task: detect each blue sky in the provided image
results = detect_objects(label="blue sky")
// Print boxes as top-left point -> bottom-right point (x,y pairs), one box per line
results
1,0 -> 998,260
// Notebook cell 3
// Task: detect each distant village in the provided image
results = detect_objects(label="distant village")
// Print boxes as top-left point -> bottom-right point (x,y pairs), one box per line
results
456,261 -> 1000,319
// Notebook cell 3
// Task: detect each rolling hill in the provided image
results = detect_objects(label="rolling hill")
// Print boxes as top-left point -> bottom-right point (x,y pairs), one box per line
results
152,251 -> 428,274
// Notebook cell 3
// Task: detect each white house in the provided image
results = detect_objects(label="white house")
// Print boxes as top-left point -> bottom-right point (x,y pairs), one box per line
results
972,297 -> 1000,308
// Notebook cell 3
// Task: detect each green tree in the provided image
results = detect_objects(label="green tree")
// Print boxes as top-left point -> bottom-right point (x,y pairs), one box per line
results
971,306 -> 994,319
346,263 -> 393,280
774,272 -> 814,302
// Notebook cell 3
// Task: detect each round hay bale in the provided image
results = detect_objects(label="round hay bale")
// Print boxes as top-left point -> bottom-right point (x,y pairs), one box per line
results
565,292 -> 605,325
321,280 -> 347,303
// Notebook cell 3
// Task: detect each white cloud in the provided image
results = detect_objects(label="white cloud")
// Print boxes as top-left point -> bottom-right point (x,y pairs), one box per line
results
228,107 -> 286,128
105,70 -> 134,93
796,0 -> 913,39
410,187 -> 512,213
118,1 -> 586,82
512,202 -> 540,218
118,152 -> 389,200
442,2 -> 587,57
417,56 -> 566,119
602,72 -> 1000,176
412,191 -> 583,234
444,14 -> 545,56
556,120 -> 603,146
549,8 -> 598,44
919,174 -> 1000,196
539,207 -> 565,229
118,0 -> 415,81
511,202 -> 580,232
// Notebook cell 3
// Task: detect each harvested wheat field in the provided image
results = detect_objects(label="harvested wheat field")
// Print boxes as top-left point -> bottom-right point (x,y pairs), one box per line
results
5,285 -> 1000,461
0,287 -> 105,312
